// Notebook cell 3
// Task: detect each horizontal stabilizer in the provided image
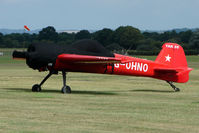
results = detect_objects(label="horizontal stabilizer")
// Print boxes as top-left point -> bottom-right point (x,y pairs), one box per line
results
154,68 -> 183,73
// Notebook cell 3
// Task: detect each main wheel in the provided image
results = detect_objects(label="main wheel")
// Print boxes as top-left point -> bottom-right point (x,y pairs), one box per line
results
66,86 -> 71,93
61,86 -> 71,94
61,86 -> 66,93
32,84 -> 41,92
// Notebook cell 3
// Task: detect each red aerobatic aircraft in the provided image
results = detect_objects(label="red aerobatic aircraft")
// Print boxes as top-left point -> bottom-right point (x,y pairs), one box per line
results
13,39 -> 192,93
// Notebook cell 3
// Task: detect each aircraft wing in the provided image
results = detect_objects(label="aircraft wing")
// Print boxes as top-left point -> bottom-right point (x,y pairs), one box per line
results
57,54 -> 121,64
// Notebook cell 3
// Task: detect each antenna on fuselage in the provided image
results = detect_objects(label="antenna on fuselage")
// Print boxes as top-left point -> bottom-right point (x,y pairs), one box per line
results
124,44 -> 133,56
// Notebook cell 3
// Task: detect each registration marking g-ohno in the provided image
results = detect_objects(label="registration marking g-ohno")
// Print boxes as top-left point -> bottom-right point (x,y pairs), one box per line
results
115,62 -> 149,72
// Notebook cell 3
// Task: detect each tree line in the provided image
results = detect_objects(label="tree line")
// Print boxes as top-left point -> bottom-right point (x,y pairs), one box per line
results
0,26 -> 199,55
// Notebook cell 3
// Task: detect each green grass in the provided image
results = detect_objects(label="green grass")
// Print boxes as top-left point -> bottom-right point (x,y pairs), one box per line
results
0,49 -> 199,133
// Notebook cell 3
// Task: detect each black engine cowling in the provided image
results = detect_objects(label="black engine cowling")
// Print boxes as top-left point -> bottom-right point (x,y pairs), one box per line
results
13,39 -> 114,70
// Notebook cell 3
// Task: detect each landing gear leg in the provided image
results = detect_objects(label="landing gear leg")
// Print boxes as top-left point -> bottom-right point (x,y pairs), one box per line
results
32,71 -> 53,92
61,71 -> 71,94
166,81 -> 180,92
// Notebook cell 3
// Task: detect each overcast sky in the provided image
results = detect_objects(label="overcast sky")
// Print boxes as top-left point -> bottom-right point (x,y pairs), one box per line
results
0,0 -> 199,31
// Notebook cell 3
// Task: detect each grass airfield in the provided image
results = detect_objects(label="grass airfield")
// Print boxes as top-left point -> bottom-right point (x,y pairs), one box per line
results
0,49 -> 199,133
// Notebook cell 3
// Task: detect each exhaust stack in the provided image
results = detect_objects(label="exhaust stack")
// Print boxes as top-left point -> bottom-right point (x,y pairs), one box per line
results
12,50 -> 27,60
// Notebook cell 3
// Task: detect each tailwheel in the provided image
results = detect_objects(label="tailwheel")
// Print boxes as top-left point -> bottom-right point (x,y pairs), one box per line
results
32,84 -> 41,92
174,87 -> 180,92
61,86 -> 71,94
166,81 -> 180,92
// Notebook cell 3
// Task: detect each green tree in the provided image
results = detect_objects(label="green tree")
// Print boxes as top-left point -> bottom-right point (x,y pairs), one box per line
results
0,33 -> 3,47
75,30 -> 91,40
143,32 -> 160,41
143,30 -> 180,42
179,30 -> 193,43
136,38 -> 161,51
93,28 -> 113,46
58,32 -> 75,45
8,33 -> 24,42
38,26 -> 58,42
189,29 -> 199,50
158,31 -> 177,42
105,43 -> 123,51
113,26 -> 143,50
2,36 -> 19,48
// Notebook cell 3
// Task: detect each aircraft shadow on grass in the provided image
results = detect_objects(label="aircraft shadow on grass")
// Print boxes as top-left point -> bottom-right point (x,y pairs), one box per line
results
132,89 -> 174,93
192,102 -> 199,104
2,88 -> 175,95
2,88 -> 117,95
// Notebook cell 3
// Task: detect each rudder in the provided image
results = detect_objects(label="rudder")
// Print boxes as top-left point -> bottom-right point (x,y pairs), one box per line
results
154,43 -> 192,83
155,43 -> 188,68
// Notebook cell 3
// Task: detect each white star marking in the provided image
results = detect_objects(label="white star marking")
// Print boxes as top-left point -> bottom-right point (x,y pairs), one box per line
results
165,54 -> 171,62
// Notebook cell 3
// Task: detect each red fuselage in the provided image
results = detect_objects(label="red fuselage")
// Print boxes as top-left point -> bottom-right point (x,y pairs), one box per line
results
53,53 -> 190,83
54,53 -> 154,75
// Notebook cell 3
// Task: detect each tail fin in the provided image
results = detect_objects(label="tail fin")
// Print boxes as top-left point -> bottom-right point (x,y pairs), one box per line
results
155,43 -> 187,68
155,43 -> 192,83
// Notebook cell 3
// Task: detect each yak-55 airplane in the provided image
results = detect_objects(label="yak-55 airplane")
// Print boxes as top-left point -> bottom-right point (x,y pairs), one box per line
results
13,39 -> 192,93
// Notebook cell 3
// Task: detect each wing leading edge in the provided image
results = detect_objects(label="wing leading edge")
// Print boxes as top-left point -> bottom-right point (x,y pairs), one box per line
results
57,54 -> 121,64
